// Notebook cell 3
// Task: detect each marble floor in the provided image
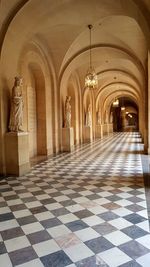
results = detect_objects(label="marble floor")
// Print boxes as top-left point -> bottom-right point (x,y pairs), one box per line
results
0,132 -> 150,267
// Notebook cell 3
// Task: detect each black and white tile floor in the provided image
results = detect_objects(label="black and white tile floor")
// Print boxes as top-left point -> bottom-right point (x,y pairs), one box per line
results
0,132 -> 150,267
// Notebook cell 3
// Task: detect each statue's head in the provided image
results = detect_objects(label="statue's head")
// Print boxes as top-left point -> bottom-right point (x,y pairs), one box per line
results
14,76 -> 23,86
66,96 -> 71,101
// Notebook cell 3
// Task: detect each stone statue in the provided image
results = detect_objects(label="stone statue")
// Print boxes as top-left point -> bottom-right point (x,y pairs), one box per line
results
64,96 -> 71,127
104,110 -> 108,124
9,77 -> 24,132
110,112 -> 113,123
86,104 -> 92,126
97,109 -> 101,125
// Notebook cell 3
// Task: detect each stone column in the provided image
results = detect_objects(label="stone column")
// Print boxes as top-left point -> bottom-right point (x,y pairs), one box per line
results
5,132 -> 30,176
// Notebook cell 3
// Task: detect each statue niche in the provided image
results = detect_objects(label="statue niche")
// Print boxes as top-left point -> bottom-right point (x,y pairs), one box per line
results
9,77 -> 24,132
86,104 -> 92,127
97,109 -> 101,125
64,96 -> 71,128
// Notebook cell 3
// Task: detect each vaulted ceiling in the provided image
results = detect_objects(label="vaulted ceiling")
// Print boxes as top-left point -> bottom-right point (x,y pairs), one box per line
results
1,0 -> 150,107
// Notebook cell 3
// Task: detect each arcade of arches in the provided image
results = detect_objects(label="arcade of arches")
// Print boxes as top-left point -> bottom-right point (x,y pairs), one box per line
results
2,1 -> 150,266
1,0 -> 150,175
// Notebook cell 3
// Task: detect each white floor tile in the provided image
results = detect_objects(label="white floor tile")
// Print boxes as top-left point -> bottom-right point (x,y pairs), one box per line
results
47,225 -> 71,238
79,190 -> 93,196
97,192 -> 113,197
34,211 -> 54,221
0,219 -> 19,231
66,204 -> 85,213
45,203 -> 63,211
136,252 -> 150,267
5,236 -> 30,252
138,201 -> 147,208
16,259 -> 44,267
109,218 -> 133,230
136,210 -> 148,219
22,222 -> 44,234
98,247 -> 131,267
136,234 -> 150,249
113,207 -> 132,217
18,192 -> 33,198
82,215 -> 104,226
137,221 -> 150,232
13,209 -> 32,218
94,198 -> 110,205
61,189 -> 75,195
117,193 -> 132,199
54,195 -> 70,202
105,230 -> 132,246
25,201 -> 42,209
88,206 -> 107,215
73,197 -> 89,203
0,207 -> 11,214
115,199 -> 133,207
33,239 -> 60,257
36,194 -> 51,200
0,254 -> 12,267
75,227 -> 100,242
7,199 -> 23,206
64,242 -> 94,262
58,214 -> 78,224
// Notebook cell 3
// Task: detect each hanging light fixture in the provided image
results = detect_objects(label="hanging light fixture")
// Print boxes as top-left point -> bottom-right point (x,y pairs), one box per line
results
113,98 -> 119,107
121,97 -> 125,111
85,25 -> 98,90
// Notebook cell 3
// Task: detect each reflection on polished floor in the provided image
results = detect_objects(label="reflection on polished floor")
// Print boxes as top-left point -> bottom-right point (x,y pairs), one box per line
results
0,132 -> 150,267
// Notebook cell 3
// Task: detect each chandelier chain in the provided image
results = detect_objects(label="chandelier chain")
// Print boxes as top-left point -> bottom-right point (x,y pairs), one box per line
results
89,24 -> 92,69
85,24 -> 98,90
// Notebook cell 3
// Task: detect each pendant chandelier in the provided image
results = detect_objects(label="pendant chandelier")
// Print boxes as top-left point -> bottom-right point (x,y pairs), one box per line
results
85,25 -> 98,90
121,98 -> 125,111
113,98 -> 119,107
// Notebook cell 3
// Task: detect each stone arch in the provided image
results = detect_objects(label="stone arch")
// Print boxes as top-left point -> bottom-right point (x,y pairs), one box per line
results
103,91 -> 140,133
60,70 -> 82,145
27,63 -> 47,157
19,43 -> 54,157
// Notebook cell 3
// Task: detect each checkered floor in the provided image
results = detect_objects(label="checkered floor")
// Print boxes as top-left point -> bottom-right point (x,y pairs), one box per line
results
0,132 -> 150,267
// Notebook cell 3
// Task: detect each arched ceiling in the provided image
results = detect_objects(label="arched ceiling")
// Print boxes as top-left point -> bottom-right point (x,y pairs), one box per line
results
0,0 -> 150,108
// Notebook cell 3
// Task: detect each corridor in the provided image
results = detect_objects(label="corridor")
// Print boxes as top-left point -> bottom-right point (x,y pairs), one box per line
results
0,132 -> 150,267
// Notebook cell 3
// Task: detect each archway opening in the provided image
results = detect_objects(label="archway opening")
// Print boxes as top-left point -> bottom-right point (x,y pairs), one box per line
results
111,97 -> 139,132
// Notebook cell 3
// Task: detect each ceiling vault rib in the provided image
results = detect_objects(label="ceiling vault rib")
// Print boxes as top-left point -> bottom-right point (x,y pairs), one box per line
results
59,43 -> 145,85
0,0 -> 30,57
97,69 -> 142,89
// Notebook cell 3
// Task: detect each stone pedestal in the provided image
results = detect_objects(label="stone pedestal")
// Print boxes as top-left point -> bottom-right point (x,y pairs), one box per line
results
5,132 -> 30,176
62,127 -> 74,152
106,123 -> 113,134
102,124 -> 108,135
84,126 -> 93,143
95,125 -> 103,138
108,123 -> 113,133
